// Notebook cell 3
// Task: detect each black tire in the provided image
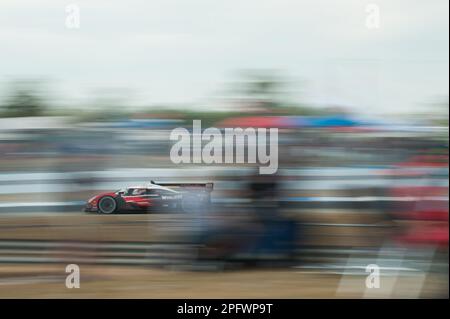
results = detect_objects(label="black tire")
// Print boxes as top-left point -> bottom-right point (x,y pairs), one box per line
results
98,196 -> 118,214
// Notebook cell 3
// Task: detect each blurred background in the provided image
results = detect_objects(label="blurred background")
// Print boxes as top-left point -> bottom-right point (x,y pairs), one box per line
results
0,0 -> 448,298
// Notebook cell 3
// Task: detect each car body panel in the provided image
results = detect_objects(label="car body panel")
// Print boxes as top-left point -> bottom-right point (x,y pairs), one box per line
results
85,181 -> 212,214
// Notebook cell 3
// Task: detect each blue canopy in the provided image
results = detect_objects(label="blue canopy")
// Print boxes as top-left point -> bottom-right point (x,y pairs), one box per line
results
290,115 -> 372,128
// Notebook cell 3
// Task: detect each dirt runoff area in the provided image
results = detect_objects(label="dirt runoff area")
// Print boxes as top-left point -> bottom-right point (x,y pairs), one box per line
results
0,263 -> 447,298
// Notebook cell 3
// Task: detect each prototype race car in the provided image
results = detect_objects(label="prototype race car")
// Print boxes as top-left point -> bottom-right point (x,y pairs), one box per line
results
84,181 -> 213,214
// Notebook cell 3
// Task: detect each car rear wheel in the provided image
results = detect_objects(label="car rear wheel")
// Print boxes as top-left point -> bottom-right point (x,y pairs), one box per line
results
181,194 -> 205,213
98,196 -> 117,214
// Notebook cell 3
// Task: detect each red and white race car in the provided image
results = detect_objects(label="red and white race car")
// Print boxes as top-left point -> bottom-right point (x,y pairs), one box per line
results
84,181 -> 213,214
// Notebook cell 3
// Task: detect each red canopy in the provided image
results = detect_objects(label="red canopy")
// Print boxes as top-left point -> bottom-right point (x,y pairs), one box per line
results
216,116 -> 292,128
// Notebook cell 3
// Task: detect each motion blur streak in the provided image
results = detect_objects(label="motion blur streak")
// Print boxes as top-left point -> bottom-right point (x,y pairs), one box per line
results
0,94 -> 447,297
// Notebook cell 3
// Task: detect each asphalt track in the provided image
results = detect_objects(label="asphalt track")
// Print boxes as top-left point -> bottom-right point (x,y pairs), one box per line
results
1,263 -> 446,298
0,210 -> 393,257
0,212 -> 447,298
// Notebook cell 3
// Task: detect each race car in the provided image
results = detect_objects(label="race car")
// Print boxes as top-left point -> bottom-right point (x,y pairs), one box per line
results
84,181 -> 213,214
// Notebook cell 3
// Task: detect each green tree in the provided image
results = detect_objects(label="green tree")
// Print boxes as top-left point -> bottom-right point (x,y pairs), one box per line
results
238,70 -> 284,110
2,81 -> 46,117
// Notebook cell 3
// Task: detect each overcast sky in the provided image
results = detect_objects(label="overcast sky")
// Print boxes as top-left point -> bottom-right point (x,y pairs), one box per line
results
0,0 -> 448,115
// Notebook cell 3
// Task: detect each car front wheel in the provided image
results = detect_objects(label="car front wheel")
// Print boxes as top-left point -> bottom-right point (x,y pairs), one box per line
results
98,196 -> 117,214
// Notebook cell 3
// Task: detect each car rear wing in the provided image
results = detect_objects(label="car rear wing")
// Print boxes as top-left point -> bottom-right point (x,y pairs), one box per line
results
150,181 -> 214,192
